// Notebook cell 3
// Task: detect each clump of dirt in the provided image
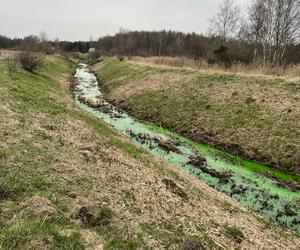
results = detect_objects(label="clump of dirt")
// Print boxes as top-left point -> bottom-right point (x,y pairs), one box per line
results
77,95 -> 88,104
128,131 -> 182,154
188,155 -> 207,167
188,155 -> 233,183
64,190 -> 78,199
77,96 -> 101,109
0,185 -> 12,200
80,149 -> 94,158
182,240 -> 206,250
201,165 -> 233,183
138,133 -> 153,141
128,131 -> 155,145
75,206 -> 113,227
224,225 -> 245,243
157,138 -> 181,154
98,105 -> 114,115
245,96 -> 256,104
283,205 -> 297,217
68,76 -> 77,91
117,55 -> 125,62
162,179 -> 188,200
76,207 -> 94,224
264,173 -> 300,192
77,94 -> 123,118
24,196 -> 57,215
230,184 -> 248,196
276,204 -> 297,219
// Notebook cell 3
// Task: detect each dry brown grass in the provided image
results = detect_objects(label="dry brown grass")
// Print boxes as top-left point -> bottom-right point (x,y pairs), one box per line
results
130,56 -> 300,79
95,58 -> 300,175
0,49 -> 21,58
1,56 -> 300,249
110,73 -> 189,101
43,115 -> 299,249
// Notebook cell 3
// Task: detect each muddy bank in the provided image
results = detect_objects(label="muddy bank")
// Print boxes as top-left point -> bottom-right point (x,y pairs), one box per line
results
93,59 -> 300,178
111,100 -> 300,177
74,63 -> 300,233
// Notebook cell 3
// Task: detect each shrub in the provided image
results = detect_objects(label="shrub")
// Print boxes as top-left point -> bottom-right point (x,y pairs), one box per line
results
117,55 -> 125,61
214,45 -> 232,68
5,56 -> 18,76
89,50 -> 102,61
18,52 -> 43,72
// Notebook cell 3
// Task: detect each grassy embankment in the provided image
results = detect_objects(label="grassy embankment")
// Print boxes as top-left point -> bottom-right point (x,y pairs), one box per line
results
94,58 -> 300,177
0,54 -> 299,249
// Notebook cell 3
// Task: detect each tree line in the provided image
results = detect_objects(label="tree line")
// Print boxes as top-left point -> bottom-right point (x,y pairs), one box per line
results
1,0 -> 299,66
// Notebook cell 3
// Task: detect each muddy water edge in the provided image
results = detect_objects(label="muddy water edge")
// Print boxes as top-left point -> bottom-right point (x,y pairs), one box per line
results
73,63 -> 300,233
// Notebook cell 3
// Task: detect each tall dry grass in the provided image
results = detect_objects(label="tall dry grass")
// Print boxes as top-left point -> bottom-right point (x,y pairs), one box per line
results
0,50 -> 21,59
130,56 -> 300,78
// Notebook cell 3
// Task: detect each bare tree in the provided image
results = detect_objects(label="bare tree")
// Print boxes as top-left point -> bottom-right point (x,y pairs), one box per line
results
39,31 -> 48,42
247,0 -> 300,66
208,0 -> 241,44
21,35 -> 40,51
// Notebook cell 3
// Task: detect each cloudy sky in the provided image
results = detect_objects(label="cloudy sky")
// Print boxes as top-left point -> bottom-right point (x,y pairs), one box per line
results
1,0 -> 250,41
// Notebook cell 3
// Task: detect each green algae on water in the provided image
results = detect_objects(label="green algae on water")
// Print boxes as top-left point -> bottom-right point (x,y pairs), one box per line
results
74,63 -> 300,233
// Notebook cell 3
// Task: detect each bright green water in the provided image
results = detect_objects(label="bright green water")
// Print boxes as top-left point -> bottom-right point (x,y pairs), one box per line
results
74,63 -> 300,233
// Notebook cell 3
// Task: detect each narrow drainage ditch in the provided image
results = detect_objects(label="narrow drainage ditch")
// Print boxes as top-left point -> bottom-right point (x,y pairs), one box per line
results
74,63 -> 300,233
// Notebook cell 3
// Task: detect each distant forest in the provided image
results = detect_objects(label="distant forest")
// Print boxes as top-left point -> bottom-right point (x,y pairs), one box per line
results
1,0 -> 300,66
1,31 -> 299,65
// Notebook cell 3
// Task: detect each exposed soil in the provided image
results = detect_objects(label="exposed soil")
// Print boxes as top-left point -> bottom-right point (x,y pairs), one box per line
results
75,207 -> 95,224
182,240 -> 206,250
128,130 -> 182,154
157,138 -> 182,154
1,57 -> 300,249
188,155 -> 233,183
162,179 -> 188,200
264,173 -> 300,192
0,185 -> 12,201
74,206 -> 113,227
187,155 -> 207,167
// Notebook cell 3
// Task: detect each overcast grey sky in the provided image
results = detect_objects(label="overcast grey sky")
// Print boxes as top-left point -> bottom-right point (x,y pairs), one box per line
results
1,0 -> 250,41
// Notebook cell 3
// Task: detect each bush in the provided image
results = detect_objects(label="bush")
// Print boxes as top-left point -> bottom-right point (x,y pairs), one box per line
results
5,57 -> 18,76
18,52 -> 43,72
89,50 -> 102,61
117,55 -> 125,61
214,45 -> 232,68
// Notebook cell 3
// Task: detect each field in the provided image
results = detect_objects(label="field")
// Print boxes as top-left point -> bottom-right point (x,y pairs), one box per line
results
130,56 -> 300,78
0,55 -> 299,249
94,58 -> 300,176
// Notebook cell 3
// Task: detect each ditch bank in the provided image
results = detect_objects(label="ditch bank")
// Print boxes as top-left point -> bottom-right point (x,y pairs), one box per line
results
93,58 -> 300,177
74,63 -> 300,233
